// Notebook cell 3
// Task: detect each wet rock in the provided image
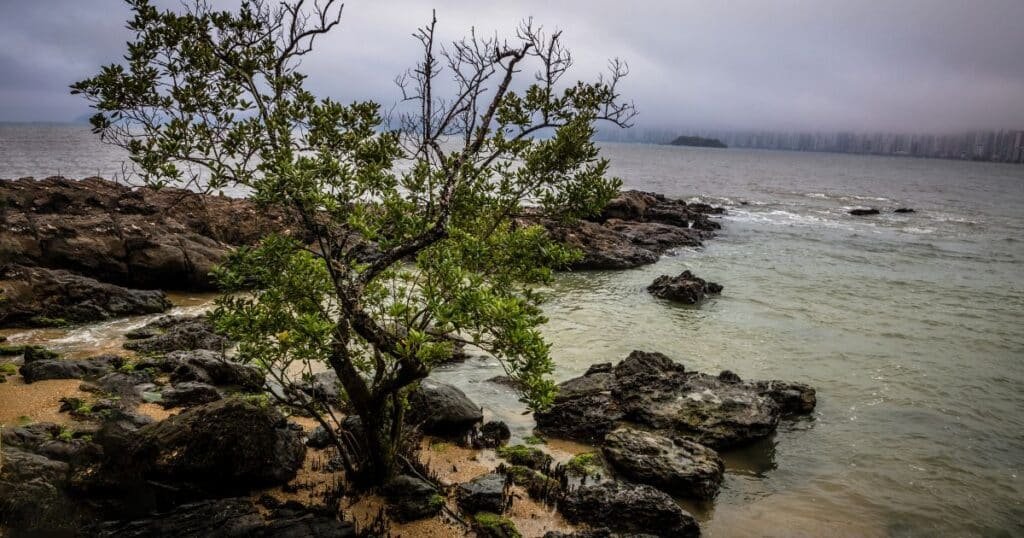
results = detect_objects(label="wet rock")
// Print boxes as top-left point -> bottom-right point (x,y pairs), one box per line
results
1,422 -> 63,450
0,264 -> 171,328
383,475 -> 444,523
602,427 -> 724,499
486,375 -> 527,391
160,382 -> 222,408
604,220 -> 705,253
502,464 -> 562,502
545,219 -> 659,270
558,482 -> 700,537
0,446 -> 86,533
20,353 -> 123,383
22,345 -> 61,363
473,420 -> 511,449
497,445 -> 554,472
753,380 -> 818,415
0,176 -> 302,290
123,316 -> 230,353
472,512 -> 521,538
457,473 -> 509,514
596,190 -> 662,221
94,497 -> 355,537
296,370 -> 343,406
100,398 -> 305,494
535,391 -> 621,443
647,270 -> 723,304
406,379 -> 483,435
849,208 -> 880,216
894,207 -> 916,214
166,349 -> 263,390
85,371 -> 156,404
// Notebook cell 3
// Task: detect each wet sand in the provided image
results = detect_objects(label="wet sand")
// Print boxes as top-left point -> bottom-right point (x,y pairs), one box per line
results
0,376 -> 88,427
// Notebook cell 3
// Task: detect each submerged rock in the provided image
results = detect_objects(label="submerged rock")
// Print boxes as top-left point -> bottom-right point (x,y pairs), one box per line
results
602,427 -> 724,499
558,481 -> 700,537
0,264 -> 171,328
894,207 -> 916,214
647,270 -> 723,304
849,208 -> 880,216
406,379 -> 483,435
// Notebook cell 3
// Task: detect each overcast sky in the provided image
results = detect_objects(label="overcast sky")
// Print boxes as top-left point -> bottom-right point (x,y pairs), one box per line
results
1,0 -> 1022,133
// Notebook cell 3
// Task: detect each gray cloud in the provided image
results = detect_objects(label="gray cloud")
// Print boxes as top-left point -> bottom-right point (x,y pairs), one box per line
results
1,0 -> 1022,132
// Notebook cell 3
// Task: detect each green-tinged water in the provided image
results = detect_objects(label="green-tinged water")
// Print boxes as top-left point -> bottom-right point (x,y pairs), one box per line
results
2,126 -> 1023,535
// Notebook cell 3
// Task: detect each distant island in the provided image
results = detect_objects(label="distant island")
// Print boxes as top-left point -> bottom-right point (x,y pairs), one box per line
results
669,135 -> 728,148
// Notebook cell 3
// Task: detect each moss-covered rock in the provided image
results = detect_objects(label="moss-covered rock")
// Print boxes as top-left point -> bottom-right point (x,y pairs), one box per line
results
473,512 -> 521,538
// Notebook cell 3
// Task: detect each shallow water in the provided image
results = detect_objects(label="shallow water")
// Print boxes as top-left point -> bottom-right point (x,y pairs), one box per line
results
3,126 -> 1024,535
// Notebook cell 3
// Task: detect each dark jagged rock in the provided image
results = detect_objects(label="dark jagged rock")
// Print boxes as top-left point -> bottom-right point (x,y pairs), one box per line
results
94,497 -> 355,537
123,315 -> 230,353
20,354 -> 124,383
406,379 -> 483,436
849,208 -> 880,216
457,473 -> 509,515
602,427 -> 724,499
0,264 -> 172,328
383,475 -> 444,523
604,220 -> 705,252
0,176 -> 303,290
160,382 -> 222,408
473,420 -> 511,449
894,207 -> 916,214
558,482 -> 700,537
0,446 -> 89,533
545,219 -> 659,270
96,398 -> 305,495
753,380 -> 818,415
647,270 -> 723,304
166,349 -> 263,390
537,351 -> 816,451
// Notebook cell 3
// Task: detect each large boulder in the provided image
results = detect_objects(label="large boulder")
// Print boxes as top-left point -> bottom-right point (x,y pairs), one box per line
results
101,398 -> 306,493
602,427 -> 724,499
0,176 -> 301,290
558,482 -> 700,537
94,497 -> 355,537
0,446 -> 88,532
647,270 -> 723,304
0,264 -> 171,328
534,366 -> 622,442
20,353 -> 124,383
544,219 -> 659,270
406,380 -> 483,435
123,316 -> 230,353
165,349 -> 264,390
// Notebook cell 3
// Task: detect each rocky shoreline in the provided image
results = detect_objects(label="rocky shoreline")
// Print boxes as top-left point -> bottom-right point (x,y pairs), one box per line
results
0,177 -> 817,537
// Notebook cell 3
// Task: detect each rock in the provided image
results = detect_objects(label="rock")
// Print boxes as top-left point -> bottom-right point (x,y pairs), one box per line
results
406,380 -> 483,435
849,208 -> 880,216
86,371 -> 155,403
123,316 -> 230,353
298,370 -> 343,406
0,264 -> 171,328
543,531 -> 613,538
544,219 -> 659,270
612,352 -> 780,449
894,207 -> 916,213
486,375 -> 527,391
166,349 -> 263,390
604,220 -> 705,253
160,382 -> 222,408
753,380 -> 817,415
596,190 -> 663,221
502,465 -> 561,502
473,421 -> 511,449
496,445 -> 554,472
558,482 -> 700,537
94,497 -> 355,537
19,354 -> 123,383
383,475 -> 444,522
100,398 -> 305,494
457,473 -> 509,514
647,270 -> 723,304
0,446 -> 85,533
306,426 -> 333,449
472,512 -> 521,538
538,350 -> 816,450
22,345 -> 61,363
0,176 -> 302,290
602,427 -> 724,499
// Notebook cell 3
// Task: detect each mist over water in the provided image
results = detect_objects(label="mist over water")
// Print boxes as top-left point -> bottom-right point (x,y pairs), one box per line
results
3,125 -> 1023,535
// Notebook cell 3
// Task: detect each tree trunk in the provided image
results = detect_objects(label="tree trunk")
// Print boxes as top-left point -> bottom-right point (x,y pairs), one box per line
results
354,396 -> 405,486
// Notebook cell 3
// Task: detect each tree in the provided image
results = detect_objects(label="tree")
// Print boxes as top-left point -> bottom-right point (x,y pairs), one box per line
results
73,0 -> 634,484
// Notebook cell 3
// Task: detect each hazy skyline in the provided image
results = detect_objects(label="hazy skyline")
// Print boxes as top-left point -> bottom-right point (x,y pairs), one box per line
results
1,0 -> 1022,133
